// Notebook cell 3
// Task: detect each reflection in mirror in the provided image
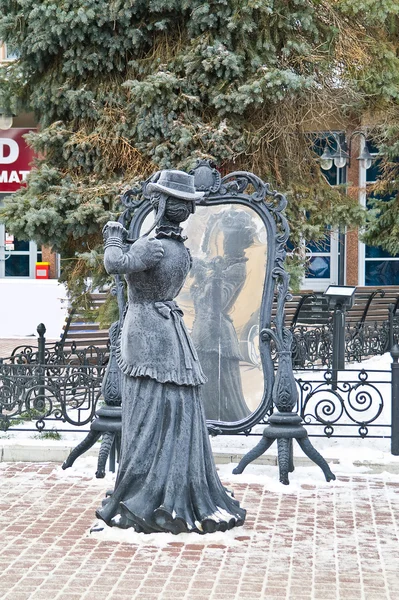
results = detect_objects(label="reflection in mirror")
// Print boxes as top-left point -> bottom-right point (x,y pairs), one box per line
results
140,204 -> 267,423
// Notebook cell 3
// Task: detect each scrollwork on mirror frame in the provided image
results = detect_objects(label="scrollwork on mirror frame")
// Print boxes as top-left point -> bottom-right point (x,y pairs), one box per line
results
117,159 -> 294,435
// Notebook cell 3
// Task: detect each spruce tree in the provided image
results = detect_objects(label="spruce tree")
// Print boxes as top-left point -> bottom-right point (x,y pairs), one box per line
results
0,0 -> 398,306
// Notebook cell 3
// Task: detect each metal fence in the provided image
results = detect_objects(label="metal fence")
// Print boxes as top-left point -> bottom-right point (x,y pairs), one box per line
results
0,324 -> 107,433
290,319 -> 391,369
296,368 -> 390,439
1,324 -> 399,453
0,363 -> 105,432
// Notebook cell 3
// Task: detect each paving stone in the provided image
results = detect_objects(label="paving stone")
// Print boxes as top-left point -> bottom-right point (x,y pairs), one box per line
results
1,462 -> 399,600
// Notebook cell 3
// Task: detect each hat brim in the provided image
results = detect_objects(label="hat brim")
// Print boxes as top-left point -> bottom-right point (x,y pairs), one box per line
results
146,182 -> 204,200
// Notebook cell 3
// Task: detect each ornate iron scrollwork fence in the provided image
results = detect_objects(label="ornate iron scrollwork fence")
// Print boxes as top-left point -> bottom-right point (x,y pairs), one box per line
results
1,361 -> 394,441
0,324 -> 107,433
289,319 -> 392,370
5,341 -> 109,366
295,368 -> 391,439
1,325 -> 398,452
0,363 -> 105,432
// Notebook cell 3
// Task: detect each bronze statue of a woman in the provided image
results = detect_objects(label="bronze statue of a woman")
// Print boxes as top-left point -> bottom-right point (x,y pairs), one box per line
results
97,170 -> 246,534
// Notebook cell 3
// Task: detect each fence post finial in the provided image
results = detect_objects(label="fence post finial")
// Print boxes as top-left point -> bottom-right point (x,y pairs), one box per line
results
37,323 -> 46,366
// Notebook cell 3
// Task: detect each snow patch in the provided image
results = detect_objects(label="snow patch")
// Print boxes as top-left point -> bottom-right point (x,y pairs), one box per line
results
88,522 -> 249,547
52,457 -> 116,485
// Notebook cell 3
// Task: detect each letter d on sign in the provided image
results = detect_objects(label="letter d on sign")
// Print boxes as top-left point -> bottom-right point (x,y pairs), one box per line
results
0,138 -> 19,164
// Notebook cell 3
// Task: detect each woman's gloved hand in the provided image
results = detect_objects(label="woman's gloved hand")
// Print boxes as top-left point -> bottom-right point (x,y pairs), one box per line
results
102,221 -> 128,247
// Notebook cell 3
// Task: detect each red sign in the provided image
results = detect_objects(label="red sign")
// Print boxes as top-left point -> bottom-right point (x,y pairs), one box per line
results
0,128 -> 36,193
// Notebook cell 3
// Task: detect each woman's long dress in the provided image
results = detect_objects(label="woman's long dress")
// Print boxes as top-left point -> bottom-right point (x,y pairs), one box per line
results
97,230 -> 246,534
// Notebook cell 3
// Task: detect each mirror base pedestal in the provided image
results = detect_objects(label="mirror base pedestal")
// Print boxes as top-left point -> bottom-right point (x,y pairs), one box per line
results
232,412 -> 336,485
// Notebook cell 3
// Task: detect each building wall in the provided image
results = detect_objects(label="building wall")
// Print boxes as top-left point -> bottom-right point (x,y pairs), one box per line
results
0,279 -> 67,338
345,131 -> 361,286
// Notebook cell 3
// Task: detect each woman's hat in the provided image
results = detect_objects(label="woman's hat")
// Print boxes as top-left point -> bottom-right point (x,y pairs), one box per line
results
146,170 -> 205,201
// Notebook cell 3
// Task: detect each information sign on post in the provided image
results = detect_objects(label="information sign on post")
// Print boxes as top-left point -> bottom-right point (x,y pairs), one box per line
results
324,285 -> 356,387
5,232 -> 14,251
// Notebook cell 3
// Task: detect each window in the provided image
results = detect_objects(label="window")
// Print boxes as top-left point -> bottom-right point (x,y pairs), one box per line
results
0,193 -> 38,278
3,43 -> 19,61
305,232 -> 332,280
297,133 -> 342,290
360,143 -> 399,285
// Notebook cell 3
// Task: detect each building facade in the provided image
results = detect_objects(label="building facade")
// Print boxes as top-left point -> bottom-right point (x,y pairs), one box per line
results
0,41 -> 66,338
0,42 -> 58,280
311,130 -> 399,291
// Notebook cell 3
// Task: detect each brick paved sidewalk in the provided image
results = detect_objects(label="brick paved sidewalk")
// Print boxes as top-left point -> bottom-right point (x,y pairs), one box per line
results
1,463 -> 399,600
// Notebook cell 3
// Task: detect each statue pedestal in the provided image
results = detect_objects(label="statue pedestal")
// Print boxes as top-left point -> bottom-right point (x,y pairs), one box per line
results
233,412 -> 336,485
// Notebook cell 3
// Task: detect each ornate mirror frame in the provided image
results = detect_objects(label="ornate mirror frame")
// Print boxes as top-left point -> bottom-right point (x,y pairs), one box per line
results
122,160 -> 292,435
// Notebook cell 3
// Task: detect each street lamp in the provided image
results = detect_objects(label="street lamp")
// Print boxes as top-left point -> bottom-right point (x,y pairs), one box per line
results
357,144 -> 374,170
330,144 -> 350,169
0,109 -> 13,130
319,146 -> 334,171
319,131 -> 373,171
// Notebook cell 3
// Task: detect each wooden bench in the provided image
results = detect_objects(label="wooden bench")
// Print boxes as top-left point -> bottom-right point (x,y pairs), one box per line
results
347,286 -> 399,327
281,286 -> 399,329
59,286 -> 399,366
60,293 -> 110,351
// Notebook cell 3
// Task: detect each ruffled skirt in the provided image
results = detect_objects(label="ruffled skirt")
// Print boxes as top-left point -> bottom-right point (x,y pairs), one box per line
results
96,375 -> 246,534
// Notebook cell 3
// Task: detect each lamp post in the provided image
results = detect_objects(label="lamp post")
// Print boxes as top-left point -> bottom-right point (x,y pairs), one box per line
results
318,131 -> 373,286
319,130 -> 374,172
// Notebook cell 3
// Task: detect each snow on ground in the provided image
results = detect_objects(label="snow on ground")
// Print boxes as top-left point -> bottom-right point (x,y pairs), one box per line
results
51,452 -> 399,495
46,455 -> 399,547
88,523 -> 249,548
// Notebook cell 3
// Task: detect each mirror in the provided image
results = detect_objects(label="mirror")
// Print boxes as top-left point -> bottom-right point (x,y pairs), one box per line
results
140,204 -> 267,424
